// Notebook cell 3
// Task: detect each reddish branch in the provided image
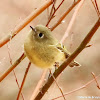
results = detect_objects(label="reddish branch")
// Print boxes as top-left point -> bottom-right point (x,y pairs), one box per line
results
7,45 -> 24,100
91,72 -> 100,89
94,0 -> 100,16
52,74 -> 100,100
51,0 -> 82,31
91,0 -> 100,17
0,53 -> 26,82
17,62 -> 31,100
46,0 -> 65,26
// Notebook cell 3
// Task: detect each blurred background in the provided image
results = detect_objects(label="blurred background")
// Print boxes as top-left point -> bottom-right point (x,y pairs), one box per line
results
0,0 -> 100,100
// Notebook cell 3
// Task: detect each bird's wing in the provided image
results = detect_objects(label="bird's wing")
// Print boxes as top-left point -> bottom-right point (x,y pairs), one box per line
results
55,43 -> 81,67
55,43 -> 70,58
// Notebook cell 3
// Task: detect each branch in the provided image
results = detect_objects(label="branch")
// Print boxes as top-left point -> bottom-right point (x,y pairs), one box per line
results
94,0 -> 100,16
60,0 -> 85,43
46,0 -> 65,27
91,72 -> 100,89
51,0 -> 82,31
0,0 -> 52,48
7,45 -> 24,100
49,69 -> 66,100
34,19 -> 100,100
30,69 -> 48,100
17,62 -> 31,100
91,0 -> 100,17
52,74 -> 100,100
0,53 -> 26,82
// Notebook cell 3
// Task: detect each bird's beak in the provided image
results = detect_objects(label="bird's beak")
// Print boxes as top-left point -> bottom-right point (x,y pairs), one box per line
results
30,26 -> 37,35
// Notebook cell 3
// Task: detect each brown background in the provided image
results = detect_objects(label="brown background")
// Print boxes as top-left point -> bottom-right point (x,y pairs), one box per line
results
0,0 -> 100,100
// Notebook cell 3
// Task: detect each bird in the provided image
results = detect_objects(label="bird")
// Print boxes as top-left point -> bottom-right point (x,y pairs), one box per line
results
24,25 -> 80,69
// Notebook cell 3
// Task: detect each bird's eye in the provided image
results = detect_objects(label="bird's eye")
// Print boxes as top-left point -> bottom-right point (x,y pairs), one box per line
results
38,33 -> 44,38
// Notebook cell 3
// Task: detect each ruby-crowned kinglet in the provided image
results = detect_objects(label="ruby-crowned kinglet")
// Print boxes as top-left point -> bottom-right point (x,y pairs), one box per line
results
24,25 -> 80,68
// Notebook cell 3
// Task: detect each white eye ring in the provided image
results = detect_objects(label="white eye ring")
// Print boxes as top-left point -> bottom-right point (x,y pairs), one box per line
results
38,33 -> 44,38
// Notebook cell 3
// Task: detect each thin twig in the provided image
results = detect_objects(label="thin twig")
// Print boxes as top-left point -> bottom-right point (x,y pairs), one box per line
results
49,0 -> 56,18
52,74 -> 100,100
7,45 -> 24,100
85,44 -> 92,48
47,7 -> 50,21
46,0 -> 65,27
0,53 -> 26,82
49,69 -> 66,100
51,0 -> 82,31
7,44 -> 12,65
0,0 -> 52,48
91,0 -> 100,17
94,0 -> 100,16
30,69 -> 48,100
13,70 -> 25,100
91,72 -> 100,89
17,62 -> 31,100
60,0 -> 85,43
34,18 -> 100,100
